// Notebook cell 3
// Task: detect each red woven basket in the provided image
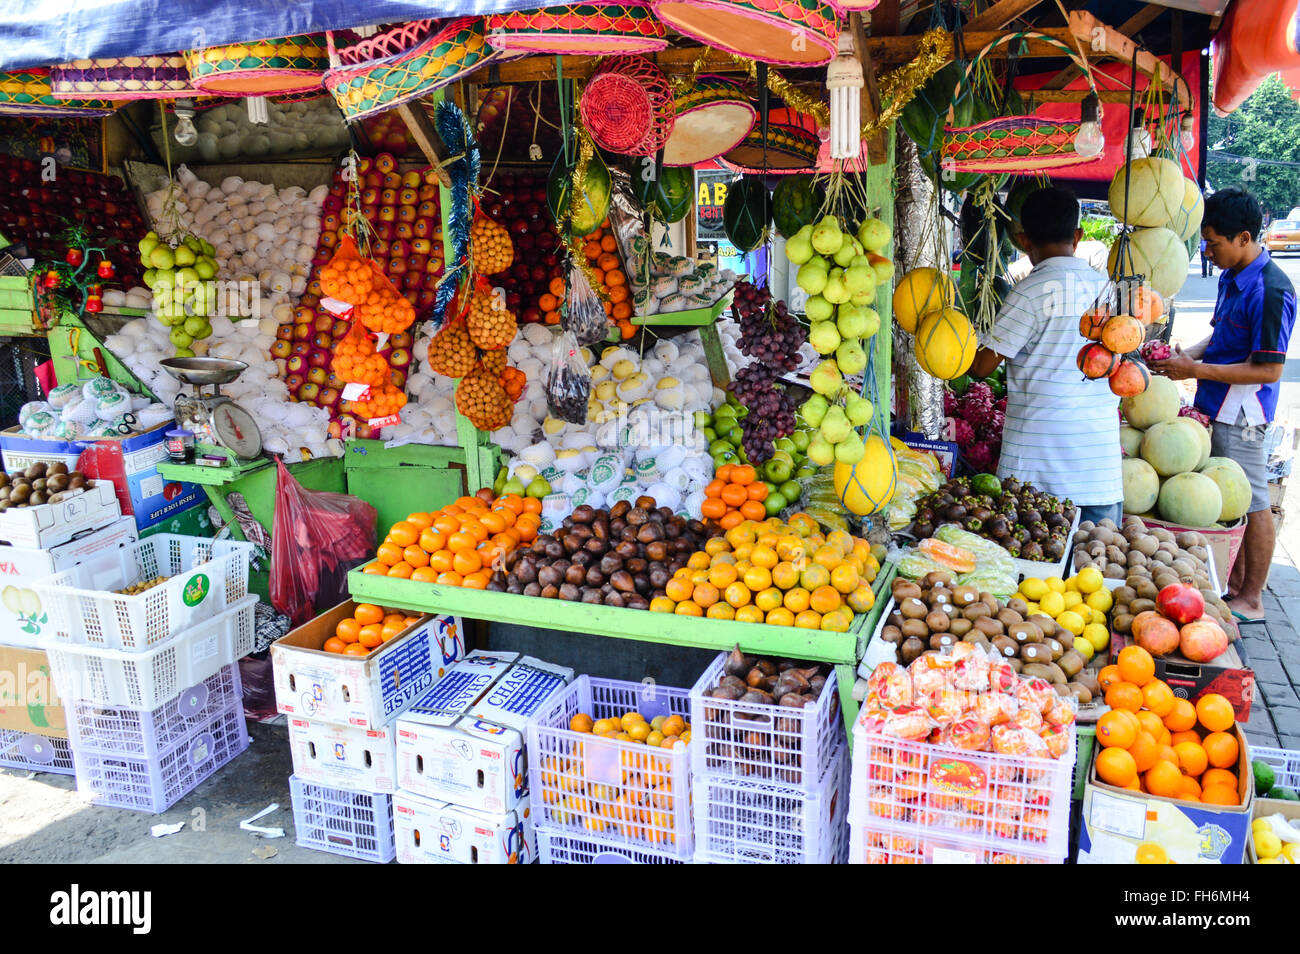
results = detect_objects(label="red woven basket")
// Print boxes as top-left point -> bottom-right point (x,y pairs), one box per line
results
580,56 -> 675,156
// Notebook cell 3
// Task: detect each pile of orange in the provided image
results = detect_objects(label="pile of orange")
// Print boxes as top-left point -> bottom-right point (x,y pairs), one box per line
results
361,491 -> 542,587
650,515 -> 878,630
701,464 -> 768,529
344,381 -> 407,420
577,221 -> 633,339
426,314 -> 478,378
321,603 -> 422,656
1093,645 -> 1241,805
320,238 -> 375,303
354,275 -> 417,335
467,285 -> 517,350
331,322 -> 389,386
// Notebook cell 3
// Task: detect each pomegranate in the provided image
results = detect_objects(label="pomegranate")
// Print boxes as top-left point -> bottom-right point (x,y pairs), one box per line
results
1108,357 -> 1150,397
1179,617 -> 1229,663
1135,616 -> 1180,656
1157,582 -> 1204,625
1077,342 -> 1119,379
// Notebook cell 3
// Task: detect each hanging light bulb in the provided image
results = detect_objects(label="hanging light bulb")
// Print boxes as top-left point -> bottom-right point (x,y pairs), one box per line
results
1126,108 -> 1151,159
1073,92 -> 1105,158
1180,113 -> 1196,151
826,31 -> 864,160
172,99 -> 198,147
246,96 -> 269,124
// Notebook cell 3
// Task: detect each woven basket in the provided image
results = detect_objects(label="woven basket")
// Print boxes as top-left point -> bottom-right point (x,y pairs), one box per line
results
50,55 -> 200,100
942,116 -> 1092,172
186,35 -> 327,95
0,70 -> 116,117
723,122 -> 821,171
486,3 -> 668,55
325,18 -> 494,122
581,56 -> 675,156
662,76 -> 756,166
652,0 -> 838,67
830,0 -> 880,9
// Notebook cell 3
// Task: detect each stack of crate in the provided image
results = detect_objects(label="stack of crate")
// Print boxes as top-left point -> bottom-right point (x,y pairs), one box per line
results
391,650 -> 573,865
271,601 -> 468,864
690,653 -> 850,864
33,534 -> 256,812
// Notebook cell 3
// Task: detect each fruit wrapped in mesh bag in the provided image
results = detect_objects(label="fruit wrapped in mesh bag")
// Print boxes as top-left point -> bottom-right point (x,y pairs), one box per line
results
467,283 -> 517,350
471,214 -> 514,274
331,320 -> 390,386
356,265 -> 417,334
426,314 -> 477,378
456,361 -> 513,430
563,261 -> 609,346
320,235 -> 374,303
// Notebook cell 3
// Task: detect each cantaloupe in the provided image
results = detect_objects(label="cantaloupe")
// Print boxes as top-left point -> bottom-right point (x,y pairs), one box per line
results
1108,227 -> 1190,299
1170,178 -> 1205,243
1157,471 -> 1224,527
1200,457 -> 1253,521
1122,374 -> 1180,428
1190,419 -> 1211,470
1120,424 -> 1144,458
892,268 -> 954,334
1108,157 -> 1184,228
1141,418 -> 1204,476
914,307 -> 976,380
835,434 -> 896,515
1123,457 -> 1160,514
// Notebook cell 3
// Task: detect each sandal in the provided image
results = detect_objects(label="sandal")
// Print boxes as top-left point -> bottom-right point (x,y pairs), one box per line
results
1230,609 -> 1266,624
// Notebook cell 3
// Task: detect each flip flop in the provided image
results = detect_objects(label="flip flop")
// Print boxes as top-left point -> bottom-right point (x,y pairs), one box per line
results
1230,609 -> 1266,624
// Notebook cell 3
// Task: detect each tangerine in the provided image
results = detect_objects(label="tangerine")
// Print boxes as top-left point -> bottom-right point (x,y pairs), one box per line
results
1173,741 -> 1208,777
1129,731 -> 1159,772
1195,693 -> 1235,732
1117,645 -> 1155,687
1202,731 -> 1239,768
1104,681 -> 1144,713
1143,760 -> 1183,798
354,604 -> 384,625
1097,664 -> 1123,692
358,625 -> 384,648
376,542 -> 404,566
1141,680 -> 1175,717
411,566 -> 438,582
343,643 -> 370,656
706,602 -> 736,620
809,585 -> 842,614
765,607 -> 795,627
388,521 -> 419,547
336,618 -> 362,643
1135,710 -> 1165,738
1200,783 -> 1238,806
724,582 -> 752,608
794,610 -> 823,630
1163,698 -> 1197,732
387,562 -> 414,579
323,636 -> 347,654
1097,710 -> 1138,748
404,545 -> 430,568
1096,747 -> 1138,787
1201,768 -> 1237,790
1178,775 -> 1202,799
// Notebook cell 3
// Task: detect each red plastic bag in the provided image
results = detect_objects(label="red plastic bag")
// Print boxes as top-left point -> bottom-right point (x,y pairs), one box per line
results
269,457 -> 377,626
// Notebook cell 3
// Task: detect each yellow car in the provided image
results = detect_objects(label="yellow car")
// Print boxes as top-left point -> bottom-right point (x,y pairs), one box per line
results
1264,219 -> 1300,254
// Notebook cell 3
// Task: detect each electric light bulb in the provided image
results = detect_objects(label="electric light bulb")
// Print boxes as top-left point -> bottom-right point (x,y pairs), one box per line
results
1180,117 -> 1196,151
1074,122 -> 1105,158
172,113 -> 197,147
1126,127 -> 1152,159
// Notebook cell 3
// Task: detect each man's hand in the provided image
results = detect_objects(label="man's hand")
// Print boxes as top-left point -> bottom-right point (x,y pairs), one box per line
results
1150,344 -> 1199,381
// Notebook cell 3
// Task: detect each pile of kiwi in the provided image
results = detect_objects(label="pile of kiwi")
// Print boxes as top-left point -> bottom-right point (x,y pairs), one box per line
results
1071,516 -> 1215,585
0,462 -> 94,512
877,571 -> 1100,704
702,645 -> 832,711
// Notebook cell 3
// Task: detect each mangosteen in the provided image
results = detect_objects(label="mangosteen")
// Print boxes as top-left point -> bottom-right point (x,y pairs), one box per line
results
1029,520 -> 1049,542
964,517 -> 983,533
912,521 -> 934,539
943,503 -> 967,521
1045,512 -> 1066,529
1020,541 -> 1044,562
986,515 -> 1010,539
972,506 -> 993,523
1018,508 -> 1042,526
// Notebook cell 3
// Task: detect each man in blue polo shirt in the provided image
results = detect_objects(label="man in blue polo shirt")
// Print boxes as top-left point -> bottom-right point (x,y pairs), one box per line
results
1153,187 -> 1295,622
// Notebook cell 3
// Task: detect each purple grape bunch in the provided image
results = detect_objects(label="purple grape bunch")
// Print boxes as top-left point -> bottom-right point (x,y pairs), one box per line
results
726,281 -> 804,463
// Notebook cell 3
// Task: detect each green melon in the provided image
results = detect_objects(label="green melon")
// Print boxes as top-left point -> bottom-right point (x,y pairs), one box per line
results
1122,374 -> 1181,429
1141,418 -> 1204,477
724,175 -> 772,253
1158,471 -> 1224,528
1108,226 -> 1190,299
548,149 -> 611,236
1123,457 -> 1160,514
1170,178 -> 1205,243
1109,157 -> 1184,228
632,162 -> 692,223
773,175 -> 820,239
1120,425 -> 1145,458
1200,458 -> 1253,522
1191,419 -> 1211,471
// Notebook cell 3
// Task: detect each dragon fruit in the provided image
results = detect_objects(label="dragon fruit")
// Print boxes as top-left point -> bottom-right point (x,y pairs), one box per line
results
950,417 -> 976,446
957,382 -> 997,428
1178,405 -> 1212,428
1139,339 -> 1173,362
965,440 -> 999,473
943,389 -> 960,417
979,407 -> 1006,443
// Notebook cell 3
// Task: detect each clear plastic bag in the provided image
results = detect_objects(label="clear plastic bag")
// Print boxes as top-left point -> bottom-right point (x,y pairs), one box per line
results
546,330 -> 591,424
563,262 -> 609,346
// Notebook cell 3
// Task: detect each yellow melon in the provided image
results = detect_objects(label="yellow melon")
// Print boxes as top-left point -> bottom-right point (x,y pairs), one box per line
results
914,307 -> 976,380
1170,178 -> 1204,243
834,435 -> 896,516
1108,157 -> 1184,228
1108,227 -> 1190,300
892,267 -> 954,334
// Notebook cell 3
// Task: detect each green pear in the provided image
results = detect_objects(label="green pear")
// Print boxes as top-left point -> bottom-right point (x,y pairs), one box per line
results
525,476 -> 552,498
195,259 -> 217,280
797,260 -> 829,296
809,359 -> 844,397
822,268 -> 850,305
810,215 -> 843,255
143,268 -> 157,288
138,236 -> 159,262
502,476 -> 526,496
835,339 -> 868,376
149,246 -> 175,270
174,244 -> 196,267
846,394 -> 874,426
785,226 -> 815,265
819,406 -> 851,444
808,321 -> 841,355
850,288 -> 877,306
834,432 -> 866,463
169,327 -> 194,349
799,393 -> 829,427
857,217 -> 892,253
807,434 -> 835,466
837,304 -> 880,339
833,234 -> 857,267
200,239 -> 216,257
868,252 -> 896,285
844,264 -> 876,296
804,294 -> 834,322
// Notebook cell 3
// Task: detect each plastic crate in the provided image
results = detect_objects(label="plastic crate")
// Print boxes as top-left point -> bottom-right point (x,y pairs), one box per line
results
72,699 -> 248,813
1251,745 -> 1300,792
848,723 -> 1074,862
32,534 -> 254,652
689,652 -> 842,790
289,776 -> 396,864
537,827 -> 686,864
65,664 -> 243,759
849,823 -> 1060,864
527,675 -> 694,859
1071,725 -> 1095,802
45,596 -> 257,710
0,728 -> 75,774
693,742 -> 847,864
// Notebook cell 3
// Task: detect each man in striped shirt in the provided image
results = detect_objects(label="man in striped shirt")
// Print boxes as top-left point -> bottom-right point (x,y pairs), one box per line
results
969,186 -> 1123,525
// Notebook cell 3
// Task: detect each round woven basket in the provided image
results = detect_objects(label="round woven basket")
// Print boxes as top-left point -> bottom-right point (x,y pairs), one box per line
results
0,70 -> 116,117
186,35 -> 328,95
651,0 -> 838,67
50,55 -> 200,100
581,56 -> 674,156
487,3 -> 668,55
325,18 -> 494,122
723,121 -> 821,172
662,76 -> 756,166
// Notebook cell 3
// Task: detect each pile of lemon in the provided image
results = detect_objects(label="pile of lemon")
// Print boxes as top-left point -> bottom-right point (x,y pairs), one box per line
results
1014,567 -> 1114,664
1252,818 -> 1300,864
569,711 -> 690,748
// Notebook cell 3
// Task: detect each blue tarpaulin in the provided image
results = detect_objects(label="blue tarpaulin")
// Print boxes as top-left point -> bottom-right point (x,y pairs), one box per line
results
0,0 -> 539,72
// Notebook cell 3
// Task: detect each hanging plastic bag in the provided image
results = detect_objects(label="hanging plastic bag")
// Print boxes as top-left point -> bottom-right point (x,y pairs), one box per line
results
546,330 -> 591,424
563,261 -> 609,346
269,457 -> 378,627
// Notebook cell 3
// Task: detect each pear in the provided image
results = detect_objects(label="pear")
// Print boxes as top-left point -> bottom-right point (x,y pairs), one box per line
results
857,217 -> 892,253
810,215 -> 843,256
785,225 -> 815,265
819,405 -> 851,444
807,434 -> 835,466
149,245 -> 175,270
808,321 -> 841,355
800,393 -> 829,427
822,268 -> 850,305
502,476 -> 527,496
868,252 -> 896,284
138,235 -> 159,262
844,264 -> 876,296
797,260 -> 829,296
850,289 -> 877,306
835,432 -> 866,463
809,359 -> 843,397
838,304 -> 880,340
833,234 -> 857,267
846,394 -> 874,426
836,339 -> 868,376
804,294 -> 834,322
200,239 -> 216,257
173,244 -> 196,267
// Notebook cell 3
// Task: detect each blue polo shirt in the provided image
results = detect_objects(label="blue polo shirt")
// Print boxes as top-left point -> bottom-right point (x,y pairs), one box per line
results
1194,248 -> 1295,425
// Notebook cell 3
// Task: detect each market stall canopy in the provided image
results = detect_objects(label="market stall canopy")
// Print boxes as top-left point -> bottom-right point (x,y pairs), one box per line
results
0,0 -> 547,72
1211,0 -> 1300,114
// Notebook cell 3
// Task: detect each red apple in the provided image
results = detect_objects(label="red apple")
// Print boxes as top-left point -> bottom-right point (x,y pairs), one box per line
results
388,368 -> 407,389
417,185 -> 438,202
292,322 -> 312,341
322,195 -> 343,213
380,188 -> 397,206
276,323 -> 295,341
401,171 -> 421,189
402,271 -> 421,290
307,364 -> 329,383
390,332 -> 413,349
389,258 -> 408,277
326,372 -> 345,390
314,314 -> 333,333
418,288 -> 437,308
292,341 -> 312,357
355,422 -> 377,440
372,220 -> 393,241
287,354 -> 308,376
388,347 -> 411,370
363,171 -> 383,189
398,188 -> 417,206
417,201 -> 437,219
271,339 -> 293,359
389,240 -> 409,259
327,420 -> 343,440
413,218 -> 435,239
332,319 -> 351,339
299,382 -> 321,404
285,373 -> 305,394
394,222 -> 413,240
408,255 -> 428,273
375,153 -> 396,175
319,387 -> 341,409
425,258 -> 442,274
372,238 -> 390,257
382,172 -> 402,190
357,157 -> 374,174
397,206 -> 417,223
311,333 -> 333,352
322,212 -> 341,231
411,238 -> 432,255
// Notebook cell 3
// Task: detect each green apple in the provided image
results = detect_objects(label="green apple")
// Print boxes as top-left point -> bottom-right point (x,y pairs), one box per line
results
709,438 -> 733,457
714,403 -> 737,421
763,491 -> 788,517
790,430 -> 811,453
692,410 -> 711,430
795,464 -> 817,479
763,457 -> 793,483
702,426 -> 717,443
779,479 -> 802,502
525,476 -> 552,498
712,449 -> 738,469
773,437 -> 796,454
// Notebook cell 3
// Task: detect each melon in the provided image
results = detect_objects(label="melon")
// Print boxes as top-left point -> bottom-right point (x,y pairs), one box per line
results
1157,471 -> 1224,527
1108,227 -> 1190,300
772,175 -> 820,239
1123,457 -> 1160,514
1169,178 -> 1205,243
1122,374 -> 1180,428
892,267 -> 954,334
723,175 -> 772,252
1200,457 -> 1253,522
1191,419 -> 1211,470
914,307 -> 976,380
548,149 -> 611,236
834,434 -> 896,515
633,163 -> 693,223
1141,418 -> 1204,476
1108,157 -> 1184,228
1120,425 -> 1144,458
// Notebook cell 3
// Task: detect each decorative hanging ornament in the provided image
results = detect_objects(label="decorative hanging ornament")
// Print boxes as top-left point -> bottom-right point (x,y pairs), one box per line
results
825,31 -> 864,160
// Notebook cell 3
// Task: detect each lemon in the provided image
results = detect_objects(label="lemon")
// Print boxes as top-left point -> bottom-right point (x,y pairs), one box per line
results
1255,831 -> 1283,859
1057,610 -> 1086,636
1025,601 -> 1040,615
1091,608 -> 1107,626
1086,588 -> 1114,613
1084,623 -> 1110,653
1065,578 -> 1079,593
1021,578 -> 1048,601
1063,591 -> 1083,610
1259,857 -> 1283,864
1283,843 -> 1300,864
1046,576 -> 1066,593
1039,591 -> 1066,618
1076,566 -> 1104,594
1073,636 -> 1095,661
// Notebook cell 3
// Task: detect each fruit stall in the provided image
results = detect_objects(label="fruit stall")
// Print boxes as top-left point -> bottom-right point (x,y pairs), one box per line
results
0,0 -> 1296,870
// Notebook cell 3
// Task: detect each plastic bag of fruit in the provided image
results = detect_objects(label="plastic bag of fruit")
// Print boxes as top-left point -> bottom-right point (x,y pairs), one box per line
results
546,330 -> 591,424
320,235 -> 374,304
331,320 -> 389,387
357,263 -> 416,335
563,261 -> 609,346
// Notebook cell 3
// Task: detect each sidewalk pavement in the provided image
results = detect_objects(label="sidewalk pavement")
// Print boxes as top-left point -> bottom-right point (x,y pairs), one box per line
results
1240,552 -> 1300,753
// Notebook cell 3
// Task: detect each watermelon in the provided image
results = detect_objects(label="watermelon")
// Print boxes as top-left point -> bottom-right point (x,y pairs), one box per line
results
723,175 -> 772,253
773,175 -> 820,239
548,149 -> 611,236
632,161 -> 692,223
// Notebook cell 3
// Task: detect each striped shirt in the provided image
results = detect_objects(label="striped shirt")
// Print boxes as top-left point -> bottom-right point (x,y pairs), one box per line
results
980,256 -> 1122,507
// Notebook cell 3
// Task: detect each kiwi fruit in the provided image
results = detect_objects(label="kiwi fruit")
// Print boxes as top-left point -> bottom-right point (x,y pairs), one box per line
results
996,608 -> 1024,629
46,473 -> 68,494
962,601 -> 992,620
1006,658 -> 1023,673
973,616 -> 1004,638
1008,622 -> 1042,645
1112,612 -> 1135,634
899,637 -> 926,665
1129,598 -> 1157,616
1021,643 -> 1055,665
880,625 -> 904,644
1005,597 -> 1029,616
1075,671 -> 1101,696
951,585 -> 979,606
899,597 -> 928,620
947,617 -> 972,638
1065,682 -> 1093,704
925,610 -> 950,633
929,633 -> 957,651
892,580 -> 923,601
24,463 -> 45,480
990,635 -> 1019,658
1057,649 -> 1085,678
1043,637 -> 1065,661
900,618 -> 930,640
1021,662 -> 1066,685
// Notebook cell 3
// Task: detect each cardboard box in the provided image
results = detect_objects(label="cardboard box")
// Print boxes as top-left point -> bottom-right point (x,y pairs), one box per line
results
137,501 -> 214,540
0,482 -> 120,549
0,645 -> 66,738
271,600 -> 464,730
393,788 -> 535,865
287,718 -> 399,793
0,516 -> 139,648
1247,799 -> 1300,863
397,655 -> 573,813
1078,725 -> 1253,864
0,424 -> 203,532
1109,632 -> 1254,723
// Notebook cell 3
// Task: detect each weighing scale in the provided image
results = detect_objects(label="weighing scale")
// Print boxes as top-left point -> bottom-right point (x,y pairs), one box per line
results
159,357 -> 263,461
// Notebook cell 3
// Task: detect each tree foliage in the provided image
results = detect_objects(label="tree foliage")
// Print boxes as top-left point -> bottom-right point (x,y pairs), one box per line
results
1208,73 -> 1300,217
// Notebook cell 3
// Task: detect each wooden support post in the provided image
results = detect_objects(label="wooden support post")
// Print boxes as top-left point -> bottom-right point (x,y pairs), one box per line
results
851,13 -> 888,165
395,102 -> 452,188
962,0 -> 1046,32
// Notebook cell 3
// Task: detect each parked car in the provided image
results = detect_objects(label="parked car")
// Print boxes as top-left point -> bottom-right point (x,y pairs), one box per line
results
1265,219 -> 1300,254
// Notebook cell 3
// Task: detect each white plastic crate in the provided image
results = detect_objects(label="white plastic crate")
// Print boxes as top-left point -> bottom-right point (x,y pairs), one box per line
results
289,776 -> 395,864
65,664 -> 242,759
693,743 -> 847,864
72,699 -> 248,813
0,728 -> 74,774
527,675 -> 694,859
45,596 -> 256,710
848,723 -> 1074,862
1251,745 -> 1300,792
690,652 -> 842,790
32,534 -> 254,652
848,823 -> 1059,864
537,826 -> 685,864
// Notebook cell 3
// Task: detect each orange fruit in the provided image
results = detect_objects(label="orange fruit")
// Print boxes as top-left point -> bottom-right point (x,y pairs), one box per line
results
429,549 -> 455,573
720,484 -> 747,508
809,585 -> 842,614
1163,698 -> 1197,732
799,563 -> 830,590
433,514 -> 460,535
1202,731 -> 1239,769
740,500 -> 767,522
1173,741 -> 1208,777
1141,680 -> 1175,717
323,636 -> 347,654
708,562 -> 739,588
830,563 -> 860,594
692,582 -> 720,609
1117,645 -> 1155,687
343,643 -> 370,656
746,482 -> 768,501
361,562 -> 387,575
406,512 -> 433,530
1097,665 -> 1123,692
1097,710 -> 1138,749
436,571 -> 463,586
754,587 -> 784,613
336,618 -> 362,644
771,561 -> 800,590
1128,732 -> 1159,772
387,562 -> 414,579
743,565 -> 772,592
403,545 -> 430,568
1144,760 -> 1183,798
1201,768 -> 1237,790
1200,783 -> 1238,806
388,521 -> 419,547
1178,775 -> 1202,799
570,714 -> 594,733
731,465 -> 756,486
521,497 -> 542,515
735,605 -> 764,624
1135,710 -> 1164,738
715,464 -> 735,483
724,582 -> 751,608
1170,729 -> 1201,747
462,570 -> 492,589
411,566 -> 438,582
452,549 -> 482,575
1195,694 -> 1234,732
674,601 -> 703,617
794,610 -> 823,630
765,607 -> 795,627
782,587 -> 811,613
447,531 -> 476,554
701,498 -> 728,521
750,545 -> 778,569
687,551 -> 712,571
649,597 -> 676,613
376,542 -> 404,566
358,624 -> 384,648
1157,744 -> 1178,766
706,602 -> 736,620
664,578 -> 693,602
1096,747 -> 1138,788
419,528 -> 446,553
1104,681 -> 1143,713
354,604 -> 384,625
